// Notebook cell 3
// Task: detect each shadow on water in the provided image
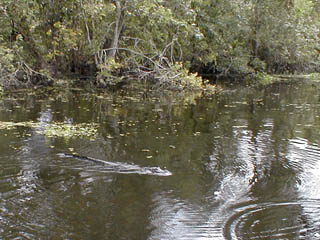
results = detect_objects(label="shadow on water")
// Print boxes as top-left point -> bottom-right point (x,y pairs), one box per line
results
1,80 -> 320,239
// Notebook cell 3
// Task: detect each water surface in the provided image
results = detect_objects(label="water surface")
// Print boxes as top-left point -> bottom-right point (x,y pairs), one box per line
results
1,80 -> 320,239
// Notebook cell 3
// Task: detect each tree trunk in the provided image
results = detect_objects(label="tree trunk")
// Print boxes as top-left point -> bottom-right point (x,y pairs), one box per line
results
108,0 -> 124,59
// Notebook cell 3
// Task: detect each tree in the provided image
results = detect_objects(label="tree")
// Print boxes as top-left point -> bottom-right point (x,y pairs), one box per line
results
0,0 -> 319,88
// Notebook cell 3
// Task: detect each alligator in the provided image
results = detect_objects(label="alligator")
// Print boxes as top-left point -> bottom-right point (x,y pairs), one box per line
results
57,153 -> 172,176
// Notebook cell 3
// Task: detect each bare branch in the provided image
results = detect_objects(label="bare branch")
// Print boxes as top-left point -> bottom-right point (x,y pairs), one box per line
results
98,47 -> 166,69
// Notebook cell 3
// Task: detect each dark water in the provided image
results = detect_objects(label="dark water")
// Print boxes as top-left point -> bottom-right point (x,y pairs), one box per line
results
1,79 -> 320,239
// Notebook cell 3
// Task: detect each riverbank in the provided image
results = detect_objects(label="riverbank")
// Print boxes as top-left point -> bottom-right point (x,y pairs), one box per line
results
1,1 -> 319,93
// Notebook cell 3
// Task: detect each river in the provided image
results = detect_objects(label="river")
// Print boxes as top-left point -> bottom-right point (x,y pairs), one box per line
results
1,79 -> 320,239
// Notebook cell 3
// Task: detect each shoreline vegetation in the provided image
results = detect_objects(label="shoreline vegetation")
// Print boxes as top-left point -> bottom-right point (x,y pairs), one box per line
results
0,0 -> 319,91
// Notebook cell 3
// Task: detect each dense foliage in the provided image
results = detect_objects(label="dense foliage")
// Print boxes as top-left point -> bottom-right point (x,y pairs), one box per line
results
0,0 -> 319,88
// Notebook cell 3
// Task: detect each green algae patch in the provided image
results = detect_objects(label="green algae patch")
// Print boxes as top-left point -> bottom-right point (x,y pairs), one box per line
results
40,122 -> 99,139
0,121 -> 99,139
304,73 -> 320,81
252,73 -> 320,86
0,121 -> 35,130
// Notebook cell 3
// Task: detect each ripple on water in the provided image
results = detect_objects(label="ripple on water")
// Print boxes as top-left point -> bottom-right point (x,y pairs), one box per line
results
149,193 -> 225,239
0,157 -> 45,239
286,138 -> 320,199
222,137 -> 320,239
223,200 -> 320,240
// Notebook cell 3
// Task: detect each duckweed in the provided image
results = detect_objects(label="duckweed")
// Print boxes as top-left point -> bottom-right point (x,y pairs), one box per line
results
0,121 -> 99,139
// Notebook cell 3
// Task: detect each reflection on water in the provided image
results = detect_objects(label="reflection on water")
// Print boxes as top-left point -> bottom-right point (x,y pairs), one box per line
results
1,80 -> 320,239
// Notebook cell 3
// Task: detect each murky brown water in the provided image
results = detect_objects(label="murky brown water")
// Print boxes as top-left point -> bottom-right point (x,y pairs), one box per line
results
1,79 -> 320,239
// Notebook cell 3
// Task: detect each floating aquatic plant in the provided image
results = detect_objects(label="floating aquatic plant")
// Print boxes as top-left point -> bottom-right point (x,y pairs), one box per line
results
40,122 -> 99,138
0,121 -> 99,139
0,121 -> 35,130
